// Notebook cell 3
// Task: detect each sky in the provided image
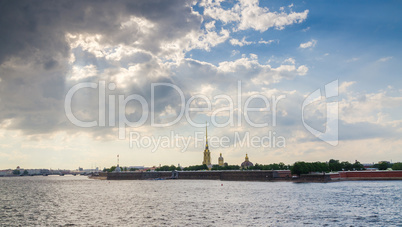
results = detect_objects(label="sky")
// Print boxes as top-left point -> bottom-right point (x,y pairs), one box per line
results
0,0 -> 401,170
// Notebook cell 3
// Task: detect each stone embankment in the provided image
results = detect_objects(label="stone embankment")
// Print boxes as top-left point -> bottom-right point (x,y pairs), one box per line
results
333,170 -> 402,181
106,170 -> 293,181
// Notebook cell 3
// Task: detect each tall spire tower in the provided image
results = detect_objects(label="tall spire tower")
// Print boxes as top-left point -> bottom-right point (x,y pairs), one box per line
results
202,122 -> 211,166
115,154 -> 121,172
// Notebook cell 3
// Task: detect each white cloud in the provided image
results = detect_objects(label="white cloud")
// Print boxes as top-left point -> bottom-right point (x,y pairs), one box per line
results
238,1 -> 309,32
299,39 -> 317,49
66,33 -> 107,58
190,27 -> 231,51
231,50 -> 240,56
120,16 -> 155,33
69,65 -> 98,81
339,86 -> 402,125
346,57 -> 359,63
249,53 -> 258,60
213,54 -> 308,85
201,1 -> 241,24
202,0 -> 309,32
339,81 -> 356,94
161,20 -> 230,59
229,37 -> 254,46
296,65 -> 308,75
377,56 -> 392,62
284,58 -> 296,64
258,39 -> 276,44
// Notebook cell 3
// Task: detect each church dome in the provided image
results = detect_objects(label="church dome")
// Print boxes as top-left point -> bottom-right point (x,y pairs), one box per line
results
218,153 -> 224,161
241,161 -> 253,168
241,154 -> 253,169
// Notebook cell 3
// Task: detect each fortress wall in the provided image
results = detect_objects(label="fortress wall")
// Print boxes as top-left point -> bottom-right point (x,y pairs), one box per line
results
107,172 -> 142,180
275,170 -> 292,178
105,170 -> 402,181
220,171 -> 275,181
339,171 -> 402,180
160,172 -> 173,178
329,173 -> 341,179
295,174 -> 332,183
177,171 -> 221,180
106,170 -> 292,181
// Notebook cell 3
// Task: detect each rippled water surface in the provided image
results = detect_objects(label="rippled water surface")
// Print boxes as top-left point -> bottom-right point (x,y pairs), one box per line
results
0,176 -> 401,226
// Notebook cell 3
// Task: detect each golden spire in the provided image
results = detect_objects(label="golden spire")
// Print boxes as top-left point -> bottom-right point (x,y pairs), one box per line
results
202,122 -> 211,166
205,122 -> 208,148
206,121 -> 208,141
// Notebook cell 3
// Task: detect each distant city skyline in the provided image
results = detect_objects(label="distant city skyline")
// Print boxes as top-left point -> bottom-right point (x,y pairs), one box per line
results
0,1 -> 402,169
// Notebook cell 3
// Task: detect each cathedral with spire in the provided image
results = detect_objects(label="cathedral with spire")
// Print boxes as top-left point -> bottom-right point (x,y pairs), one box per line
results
202,124 -> 211,167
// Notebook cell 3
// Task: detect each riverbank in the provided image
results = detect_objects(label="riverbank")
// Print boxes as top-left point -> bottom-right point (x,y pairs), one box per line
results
105,170 -> 294,182
88,175 -> 107,180
101,170 -> 402,183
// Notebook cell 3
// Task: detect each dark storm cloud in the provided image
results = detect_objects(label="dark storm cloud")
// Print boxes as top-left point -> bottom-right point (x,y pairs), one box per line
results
0,0 -> 200,66
0,0 -> 201,135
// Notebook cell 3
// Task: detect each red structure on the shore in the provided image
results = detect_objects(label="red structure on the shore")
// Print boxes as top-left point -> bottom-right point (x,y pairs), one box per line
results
276,170 -> 292,178
331,171 -> 402,180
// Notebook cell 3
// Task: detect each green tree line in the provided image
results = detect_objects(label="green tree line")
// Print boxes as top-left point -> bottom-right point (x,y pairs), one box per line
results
211,165 -> 241,170
373,161 -> 393,170
392,162 -> 402,170
102,160 -> 402,173
291,159 -> 365,175
103,166 -> 138,172
247,162 -> 290,170
155,165 -> 181,171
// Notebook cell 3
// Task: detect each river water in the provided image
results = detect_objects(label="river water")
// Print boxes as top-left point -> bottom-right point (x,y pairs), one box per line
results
0,176 -> 401,226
